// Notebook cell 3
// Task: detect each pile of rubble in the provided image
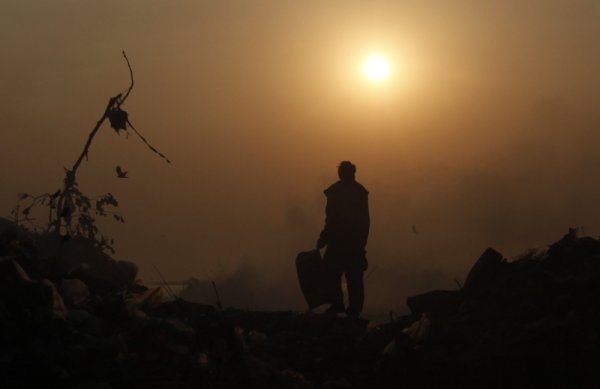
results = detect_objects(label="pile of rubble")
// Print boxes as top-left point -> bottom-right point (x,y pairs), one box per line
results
382,228 -> 600,387
2,218 -> 600,388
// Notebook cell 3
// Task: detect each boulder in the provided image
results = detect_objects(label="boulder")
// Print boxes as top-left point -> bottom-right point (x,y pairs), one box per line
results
58,278 -> 90,306
462,248 -> 505,296
40,236 -> 138,293
0,218 -> 36,258
36,279 -> 67,321
0,259 -> 35,313
0,258 -> 33,285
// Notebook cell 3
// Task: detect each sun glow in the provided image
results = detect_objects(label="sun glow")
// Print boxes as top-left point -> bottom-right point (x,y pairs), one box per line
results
362,54 -> 391,83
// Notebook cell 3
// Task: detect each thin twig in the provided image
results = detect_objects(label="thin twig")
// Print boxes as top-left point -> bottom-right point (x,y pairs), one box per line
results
211,280 -> 223,311
127,119 -> 171,163
71,51 -> 134,181
70,96 -> 120,177
117,50 -> 134,108
454,278 -> 463,290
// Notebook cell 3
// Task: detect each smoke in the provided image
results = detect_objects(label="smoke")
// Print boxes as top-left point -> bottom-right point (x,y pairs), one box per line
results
179,256 -> 305,311
2,1 -> 600,318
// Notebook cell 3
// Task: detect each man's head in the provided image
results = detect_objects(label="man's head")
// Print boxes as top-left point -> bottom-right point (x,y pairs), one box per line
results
338,161 -> 356,181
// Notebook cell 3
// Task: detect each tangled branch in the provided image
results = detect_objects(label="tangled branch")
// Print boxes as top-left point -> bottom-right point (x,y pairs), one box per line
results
13,51 -> 170,253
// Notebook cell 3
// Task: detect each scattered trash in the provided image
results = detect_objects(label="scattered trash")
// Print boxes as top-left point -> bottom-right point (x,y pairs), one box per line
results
402,312 -> 431,345
2,220 -> 600,387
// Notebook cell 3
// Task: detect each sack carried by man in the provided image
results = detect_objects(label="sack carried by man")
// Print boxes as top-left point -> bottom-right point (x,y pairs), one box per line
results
295,250 -> 329,309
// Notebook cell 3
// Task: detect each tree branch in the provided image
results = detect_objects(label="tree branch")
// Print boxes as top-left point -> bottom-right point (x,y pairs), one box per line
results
117,50 -> 134,108
70,95 -> 119,176
55,51 -> 135,233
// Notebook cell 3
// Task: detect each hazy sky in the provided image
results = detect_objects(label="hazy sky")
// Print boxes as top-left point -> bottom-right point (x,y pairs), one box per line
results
2,1 -> 600,313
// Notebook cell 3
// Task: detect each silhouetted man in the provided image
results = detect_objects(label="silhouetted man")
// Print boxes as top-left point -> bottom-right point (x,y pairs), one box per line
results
317,161 -> 370,319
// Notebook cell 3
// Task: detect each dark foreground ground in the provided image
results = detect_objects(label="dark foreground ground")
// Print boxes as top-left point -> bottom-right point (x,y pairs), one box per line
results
2,219 -> 600,388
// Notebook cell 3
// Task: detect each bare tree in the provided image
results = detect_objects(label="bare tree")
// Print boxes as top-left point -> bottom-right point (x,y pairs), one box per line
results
12,51 -> 169,253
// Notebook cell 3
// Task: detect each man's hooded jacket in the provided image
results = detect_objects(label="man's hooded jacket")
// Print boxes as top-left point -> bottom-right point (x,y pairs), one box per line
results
318,180 -> 370,249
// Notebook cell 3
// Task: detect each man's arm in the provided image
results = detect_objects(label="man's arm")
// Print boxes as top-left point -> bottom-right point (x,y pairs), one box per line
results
317,196 -> 333,249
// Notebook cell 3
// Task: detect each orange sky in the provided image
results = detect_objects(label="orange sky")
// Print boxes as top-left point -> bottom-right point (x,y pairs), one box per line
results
1,1 -> 600,313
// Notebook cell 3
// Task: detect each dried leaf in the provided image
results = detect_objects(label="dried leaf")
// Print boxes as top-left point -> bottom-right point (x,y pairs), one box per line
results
108,108 -> 128,132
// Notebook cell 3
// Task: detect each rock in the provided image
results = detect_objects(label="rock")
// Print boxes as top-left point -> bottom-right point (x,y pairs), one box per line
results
58,278 -> 90,306
402,313 -> 432,345
235,327 -> 268,351
546,228 -> 600,269
0,259 -> 35,314
37,236 -> 138,293
0,217 -> 14,234
66,308 -> 102,335
36,279 -> 67,321
0,218 -> 35,258
0,258 -> 33,285
462,248 -> 505,296
0,260 -> 65,321
383,332 -> 414,356
196,352 -> 209,369
3,223 -> 600,387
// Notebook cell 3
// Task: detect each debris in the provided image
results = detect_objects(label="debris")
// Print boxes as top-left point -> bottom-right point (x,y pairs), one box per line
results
2,221 -> 600,387
401,313 -> 431,345
0,258 -> 33,285
108,108 -> 129,132
461,247 -> 505,296
46,236 -> 138,293
58,278 -> 90,306
36,279 -> 67,321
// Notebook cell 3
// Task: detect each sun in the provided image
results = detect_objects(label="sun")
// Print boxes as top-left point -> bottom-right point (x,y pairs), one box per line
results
362,54 -> 391,83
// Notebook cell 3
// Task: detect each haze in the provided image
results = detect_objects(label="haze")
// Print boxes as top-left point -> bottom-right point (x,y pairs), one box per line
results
2,1 -> 600,315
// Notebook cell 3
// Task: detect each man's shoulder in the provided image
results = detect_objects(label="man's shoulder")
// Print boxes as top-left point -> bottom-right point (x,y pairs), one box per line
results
324,180 -> 369,196
353,181 -> 369,194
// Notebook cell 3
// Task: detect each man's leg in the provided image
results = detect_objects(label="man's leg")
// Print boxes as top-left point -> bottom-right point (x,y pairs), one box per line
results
325,265 -> 345,312
345,267 -> 364,319
323,249 -> 345,312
